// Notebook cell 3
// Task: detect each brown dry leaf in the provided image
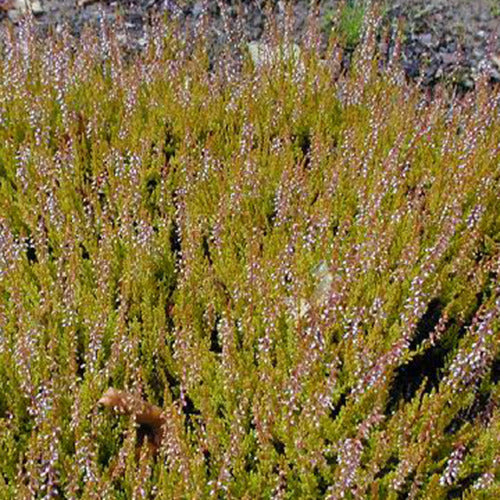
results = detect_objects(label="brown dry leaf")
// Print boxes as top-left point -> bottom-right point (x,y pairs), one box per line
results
99,387 -> 166,454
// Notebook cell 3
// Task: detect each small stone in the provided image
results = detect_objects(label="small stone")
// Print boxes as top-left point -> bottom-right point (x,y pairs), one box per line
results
11,0 -> 26,11
7,10 -> 20,21
418,33 -> 432,47
31,0 -> 42,14
441,52 -> 458,65
311,261 -> 333,306
7,0 -> 43,17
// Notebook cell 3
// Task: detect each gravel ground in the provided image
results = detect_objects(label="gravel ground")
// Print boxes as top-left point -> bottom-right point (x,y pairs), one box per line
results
389,0 -> 500,88
1,0 -> 499,89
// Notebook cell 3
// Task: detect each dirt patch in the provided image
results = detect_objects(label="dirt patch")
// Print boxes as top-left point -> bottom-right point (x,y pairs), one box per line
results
1,1 -> 499,88
389,0 -> 500,87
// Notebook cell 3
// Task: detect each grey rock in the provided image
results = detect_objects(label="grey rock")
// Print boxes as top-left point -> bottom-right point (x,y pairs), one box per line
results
247,41 -> 301,68
418,33 -> 433,47
440,52 -> 458,65
311,261 -> 333,307
7,0 -> 43,21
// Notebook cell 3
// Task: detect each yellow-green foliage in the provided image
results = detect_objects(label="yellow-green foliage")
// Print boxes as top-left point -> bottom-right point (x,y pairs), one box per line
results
0,10 -> 499,499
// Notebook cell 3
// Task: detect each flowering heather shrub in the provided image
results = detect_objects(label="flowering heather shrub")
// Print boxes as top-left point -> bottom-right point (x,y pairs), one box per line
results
0,8 -> 499,499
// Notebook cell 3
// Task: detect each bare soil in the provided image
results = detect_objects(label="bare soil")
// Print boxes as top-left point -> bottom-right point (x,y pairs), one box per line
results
1,1 -> 499,88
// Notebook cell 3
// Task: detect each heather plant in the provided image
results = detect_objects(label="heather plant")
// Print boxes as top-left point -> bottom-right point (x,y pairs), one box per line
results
0,5 -> 499,499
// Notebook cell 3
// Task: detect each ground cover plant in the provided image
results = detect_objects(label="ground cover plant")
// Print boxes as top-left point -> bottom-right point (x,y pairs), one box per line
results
0,5 -> 499,499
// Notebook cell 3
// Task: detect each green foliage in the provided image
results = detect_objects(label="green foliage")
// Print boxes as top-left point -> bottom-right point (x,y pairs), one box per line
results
0,9 -> 498,499
324,0 -> 368,48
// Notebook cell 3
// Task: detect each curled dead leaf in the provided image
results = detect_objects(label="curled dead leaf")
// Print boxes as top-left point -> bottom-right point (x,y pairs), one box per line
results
99,387 -> 165,455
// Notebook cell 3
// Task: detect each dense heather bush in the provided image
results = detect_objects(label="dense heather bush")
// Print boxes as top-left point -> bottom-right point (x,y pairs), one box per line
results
0,7 -> 499,499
